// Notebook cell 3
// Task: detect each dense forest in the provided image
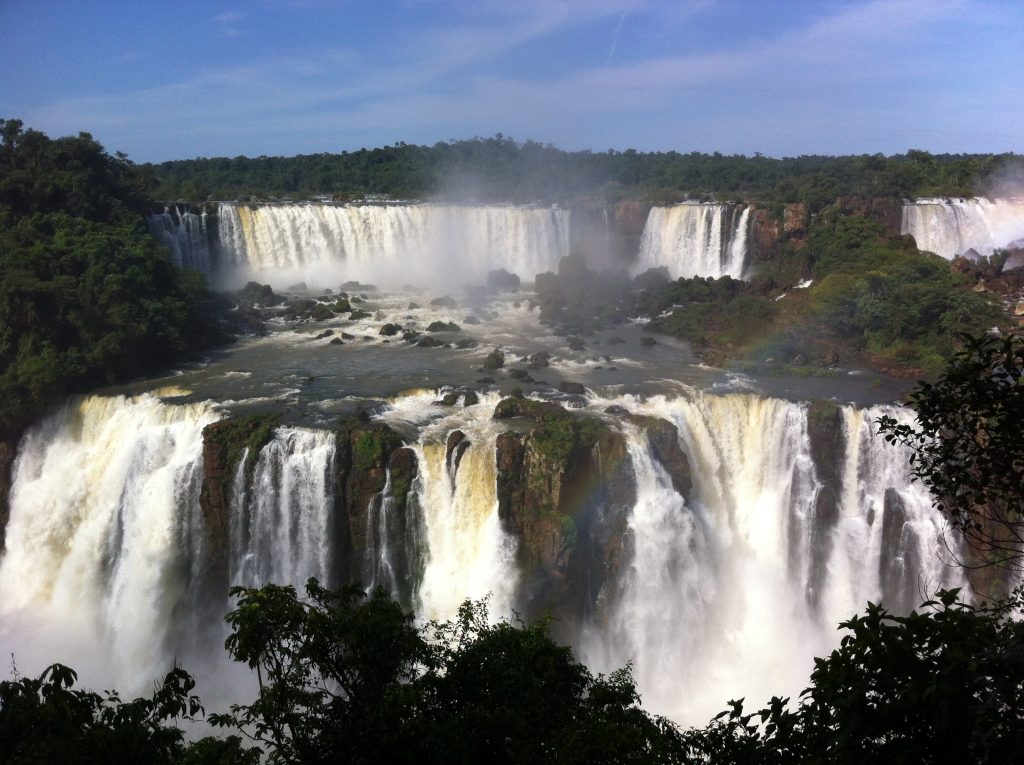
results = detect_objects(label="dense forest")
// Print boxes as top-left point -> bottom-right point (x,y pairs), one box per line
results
144,135 -> 1016,203
0,119 -> 227,439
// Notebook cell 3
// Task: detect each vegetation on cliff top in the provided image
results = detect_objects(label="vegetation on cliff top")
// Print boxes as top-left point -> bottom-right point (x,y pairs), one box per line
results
144,134 -> 1012,203
644,214 -> 1007,375
0,119 -> 229,438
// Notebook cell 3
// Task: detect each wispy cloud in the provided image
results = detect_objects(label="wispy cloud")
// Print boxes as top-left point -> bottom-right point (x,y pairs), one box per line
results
10,0 -> 1022,160
211,10 -> 245,37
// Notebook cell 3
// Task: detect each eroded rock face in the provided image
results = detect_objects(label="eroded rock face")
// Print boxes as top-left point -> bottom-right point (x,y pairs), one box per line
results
378,445 -> 421,606
445,430 -> 470,483
627,415 -> 691,500
805,401 -> 845,609
750,208 -> 781,260
198,415 -> 281,602
0,434 -> 21,553
493,398 -> 635,639
837,196 -> 903,236
784,203 -> 808,235
879,488 -> 920,615
613,199 -> 652,236
336,418 -> 405,580
196,414 -> 415,603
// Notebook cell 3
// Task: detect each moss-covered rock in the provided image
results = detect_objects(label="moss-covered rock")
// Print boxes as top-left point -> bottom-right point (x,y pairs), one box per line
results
493,398 -> 634,636
236,281 -> 284,307
426,321 -> 460,332
335,417 -> 406,585
202,413 -> 282,481
311,303 -> 334,321
330,298 -> 352,313
438,390 -> 480,407
482,349 -> 505,370
493,396 -> 568,423
197,414 -> 281,613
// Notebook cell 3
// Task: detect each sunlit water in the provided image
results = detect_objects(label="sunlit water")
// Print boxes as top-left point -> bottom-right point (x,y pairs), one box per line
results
0,280 -> 949,725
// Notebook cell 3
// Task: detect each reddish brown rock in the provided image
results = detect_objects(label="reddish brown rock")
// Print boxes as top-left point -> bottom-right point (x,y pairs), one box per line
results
613,199 -> 652,235
784,203 -> 808,234
750,207 -> 781,260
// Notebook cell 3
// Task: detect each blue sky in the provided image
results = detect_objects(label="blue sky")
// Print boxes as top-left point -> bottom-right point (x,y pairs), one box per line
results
2,0 -> 1022,163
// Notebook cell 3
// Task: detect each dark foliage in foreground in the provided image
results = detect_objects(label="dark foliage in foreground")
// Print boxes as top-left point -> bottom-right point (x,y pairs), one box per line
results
3,583 -> 1022,764
878,333 -> 1024,567
683,588 -> 1024,764
210,580 -> 682,764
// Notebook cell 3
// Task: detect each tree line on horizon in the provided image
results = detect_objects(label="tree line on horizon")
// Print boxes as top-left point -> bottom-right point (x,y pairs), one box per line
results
143,134 -> 1016,204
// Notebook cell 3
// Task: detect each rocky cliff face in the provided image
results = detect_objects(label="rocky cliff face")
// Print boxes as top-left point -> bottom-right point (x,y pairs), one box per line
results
0,434 -> 20,553
784,203 -> 808,235
198,415 -> 281,605
333,415 -> 427,597
491,398 -> 691,638
805,401 -> 845,609
750,208 -> 782,261
837,196 -> 903,236
197,413 -> 417,601
493,398 -> 634,637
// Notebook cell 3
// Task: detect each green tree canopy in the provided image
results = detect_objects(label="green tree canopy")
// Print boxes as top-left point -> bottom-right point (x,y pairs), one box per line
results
878,333 -> 1024,569
210,579 -> 683,764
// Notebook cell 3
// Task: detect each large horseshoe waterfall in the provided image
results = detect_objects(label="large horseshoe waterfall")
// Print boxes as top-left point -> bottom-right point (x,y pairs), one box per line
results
0,385 -> 962,722
149,203 -> 573,288
149,201 -> 759,285
4,195 -> 1002,726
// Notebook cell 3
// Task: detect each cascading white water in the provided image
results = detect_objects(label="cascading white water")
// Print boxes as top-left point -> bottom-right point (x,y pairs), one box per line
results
210,203 -> 571,289
821,405 -> 961,619
0,391 -> 222,690
230,427 -> 337,588
147,205 -> 211,271
634,203 -> 750,279
378,391 -> 519,621
0,385 -> 965,723
582,391 -> 965,723
902,197 -> 1024,259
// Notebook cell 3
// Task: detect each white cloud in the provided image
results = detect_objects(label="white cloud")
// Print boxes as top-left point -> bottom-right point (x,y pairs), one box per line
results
13,0 -> 1023,159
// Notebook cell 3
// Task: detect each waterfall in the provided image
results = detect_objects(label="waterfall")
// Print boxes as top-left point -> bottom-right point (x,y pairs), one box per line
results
0,386 -> 966,722
0,391 -> 222,689
147,205 -> 212,271
229,427 -> 337,588
634,203 -> 750,279
901,197 -> 1024,259
582,391 -> 965,723
376,390 -> 519,621
823,405 -> 961,618
154,203 -> 572,289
